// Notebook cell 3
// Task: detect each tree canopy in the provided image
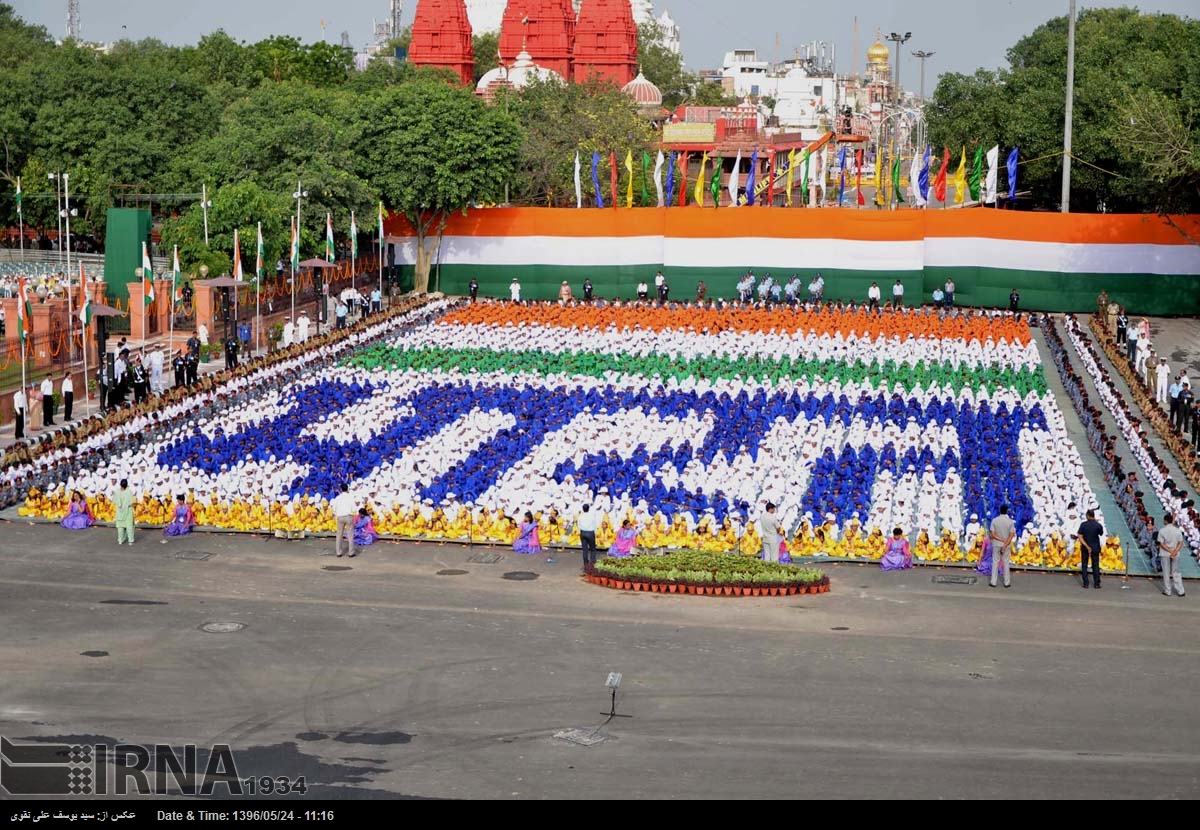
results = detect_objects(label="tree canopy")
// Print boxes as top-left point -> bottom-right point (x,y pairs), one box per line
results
927,7 -> 1200,212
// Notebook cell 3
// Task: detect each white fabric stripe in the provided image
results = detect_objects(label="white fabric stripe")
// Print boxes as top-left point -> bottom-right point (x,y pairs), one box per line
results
387,235 -> 1199,276
405,322 -> 1040,371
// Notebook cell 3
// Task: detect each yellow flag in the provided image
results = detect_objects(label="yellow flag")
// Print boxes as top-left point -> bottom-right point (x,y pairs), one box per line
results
625,150 -> 634,208
693,152 -> 709,206
953,146 -> 968,204
874,146 -> 885,206
785,148 -> 796,207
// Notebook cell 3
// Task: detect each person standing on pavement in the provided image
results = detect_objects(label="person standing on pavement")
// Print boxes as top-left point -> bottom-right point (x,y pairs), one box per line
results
12,386 -> 26,440
1077,509 -> 1104,589
113,478 -> 135,545
989,504 -> 1016,588
867,282 -> 881,312
758,502 -> 782,563
892,279 -> 904,309
1157,513 -> 1186,597
1009,289 -> 1020,312
61,372 -> 74,422
40,375 -> 55,427
576,504 -> 599,571
331,483 -> 357,558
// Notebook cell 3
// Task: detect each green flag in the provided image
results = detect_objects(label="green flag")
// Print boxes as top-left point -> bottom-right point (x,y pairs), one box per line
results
641,151 -> 651,206
710,156 -> 722,207
801,151 -> 810,194
892,157 -> 905,204
968,146 -> 983,201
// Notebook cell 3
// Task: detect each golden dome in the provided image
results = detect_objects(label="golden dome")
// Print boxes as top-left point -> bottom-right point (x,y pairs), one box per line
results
867,34 -> 890,67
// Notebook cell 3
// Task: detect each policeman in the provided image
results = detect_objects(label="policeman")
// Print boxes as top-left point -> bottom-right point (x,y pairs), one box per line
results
172,351 -> 186,387
224,335 -> 239,370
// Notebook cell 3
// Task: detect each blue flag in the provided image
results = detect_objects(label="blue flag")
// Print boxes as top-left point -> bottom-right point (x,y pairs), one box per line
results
1006,147 -> 1019,201
665,151 -> 676,209
745,149 -> 758,206
591,152 -> 604,208
836,146 -> 847,207
918,146 -> 932,203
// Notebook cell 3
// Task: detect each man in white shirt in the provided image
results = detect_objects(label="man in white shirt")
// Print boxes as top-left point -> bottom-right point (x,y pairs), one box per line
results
61,372 -> 74,421
892,279 -> 905,309
1155,358 -> 1170,405
867,282 -> 881,311
331,484 -> 358,558
509,278 -> 521,302
40,376 -> 56,426
576,504 -> 600,570
12,387 -> 26,439
637,280 -> 649,300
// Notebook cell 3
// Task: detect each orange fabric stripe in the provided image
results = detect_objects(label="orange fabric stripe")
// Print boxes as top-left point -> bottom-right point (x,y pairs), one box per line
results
384,207 -> 1200,246
438,303 -> 1032,345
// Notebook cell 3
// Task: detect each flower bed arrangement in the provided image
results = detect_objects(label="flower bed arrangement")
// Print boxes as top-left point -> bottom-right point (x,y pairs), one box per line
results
587,551 -> 830,596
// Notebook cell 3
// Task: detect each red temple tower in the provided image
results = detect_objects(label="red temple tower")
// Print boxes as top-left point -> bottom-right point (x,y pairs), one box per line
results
409,0 -> 476,86
572,0 -> 638,87
522,0 -> 576,78
498,0 -> 534,65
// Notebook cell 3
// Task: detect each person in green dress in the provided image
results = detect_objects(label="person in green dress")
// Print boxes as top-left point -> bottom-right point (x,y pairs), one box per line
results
113,478 -> 136,545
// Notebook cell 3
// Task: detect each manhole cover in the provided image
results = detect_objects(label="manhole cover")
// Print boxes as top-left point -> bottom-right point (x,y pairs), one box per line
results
502,571 -> 539,581
830,626 -> 850,631
80,650 -> 109,658
933,575 -> 978,585
175,550 -> 213,561
437,569 -> 469,576
322,565 -> 353,571
100,599 -> 167,606
553,728 -> 609,747
199,621 -> 246,634
468,552 -> 504,564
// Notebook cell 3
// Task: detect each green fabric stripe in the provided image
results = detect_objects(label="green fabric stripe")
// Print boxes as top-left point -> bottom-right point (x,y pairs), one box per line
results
402,263 -> 1199,315
345,345 -> 1048,395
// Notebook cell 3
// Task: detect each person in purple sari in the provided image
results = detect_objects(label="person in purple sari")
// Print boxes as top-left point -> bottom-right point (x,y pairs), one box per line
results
354,508 -> 379,547
513,511 -> 542,554
163,495 -> 196,537
61,490 -> 95,530
975,536 -> 993,576
880,527 -> 912,570
608,518 -> 638,557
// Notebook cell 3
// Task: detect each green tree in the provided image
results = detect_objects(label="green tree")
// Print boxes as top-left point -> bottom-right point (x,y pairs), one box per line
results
473,31 -> 500,85
354,81 -> 522,292
0,1 -> 51,71
638,21 -> 688,109
160,180 -> 292,277
508,78 -> 656,207
927,8 -> 1200,211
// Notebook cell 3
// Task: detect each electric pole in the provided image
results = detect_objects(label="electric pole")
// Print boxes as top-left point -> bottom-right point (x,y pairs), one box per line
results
912,50 -> 935,100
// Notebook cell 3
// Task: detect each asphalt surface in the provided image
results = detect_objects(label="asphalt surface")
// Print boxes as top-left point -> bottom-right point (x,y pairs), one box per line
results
1,523 -> 1198,800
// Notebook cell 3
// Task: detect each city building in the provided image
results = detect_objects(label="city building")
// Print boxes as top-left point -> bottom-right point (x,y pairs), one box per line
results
409,0 -> 476,85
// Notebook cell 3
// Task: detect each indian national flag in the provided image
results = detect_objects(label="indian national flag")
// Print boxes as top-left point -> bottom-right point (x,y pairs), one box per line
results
350,212 -> 357,259
142,242 -> 154,305
290,217 -> 299,272
325,212 -> 334,262
78,261 -> 91,328
255,223 -> 264,283
16,276 -> 31,341
172,245 -> 182,301
14,176 -> 21,215
378,202 -> 387,247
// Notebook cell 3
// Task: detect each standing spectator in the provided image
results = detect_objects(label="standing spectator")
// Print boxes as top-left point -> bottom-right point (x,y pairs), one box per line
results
758,502 -> 782,563
867,282 -> 881,312
370,286 -> 382,313
335,300 -> 348,330
1126,320 -> 1138,363
1175,381 -> 1193,432
172,351 -> 186,387
12,386 -> 26,440
1115,307 -> 1128,347
468,278 -> 479,302
113,478 -> 135,545
223,335 -> 239,370
654,270 -> 666,300
331,484 -> 357,558
61,372 -> 74,422
583,278 -> 594,301
636,280 -> 649,300
892,279 -> 904,309
1077,509 -> 1104,589
943,278 -> 955,308
1156,358 -> 1170,406
558,281 -> 573,302
1009,289 -> 1020,312
988,504 -> 1016,588
40,375 -> 56,427
1157,513 -> 1186,597
576,504 -> 599,571
509,277 -> 521,302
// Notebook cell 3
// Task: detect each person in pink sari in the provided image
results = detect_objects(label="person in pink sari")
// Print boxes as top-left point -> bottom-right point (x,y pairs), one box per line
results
163,494 -> 196,537
608,518 -> 638,557
880,527 -> 912,570
513,510 -> 542,554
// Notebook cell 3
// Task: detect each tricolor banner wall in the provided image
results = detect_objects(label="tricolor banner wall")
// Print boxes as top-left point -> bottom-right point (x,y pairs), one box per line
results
384,210 -> 1200,314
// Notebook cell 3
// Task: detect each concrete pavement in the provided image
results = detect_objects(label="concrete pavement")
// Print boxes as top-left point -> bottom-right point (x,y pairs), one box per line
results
1,522 -> 1197,800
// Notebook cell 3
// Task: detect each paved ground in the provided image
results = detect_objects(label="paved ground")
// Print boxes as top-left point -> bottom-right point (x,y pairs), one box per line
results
2,523 -> 1198,800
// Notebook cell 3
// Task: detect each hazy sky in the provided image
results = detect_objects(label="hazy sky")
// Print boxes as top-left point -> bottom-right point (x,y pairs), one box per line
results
13,0 -> 1198,92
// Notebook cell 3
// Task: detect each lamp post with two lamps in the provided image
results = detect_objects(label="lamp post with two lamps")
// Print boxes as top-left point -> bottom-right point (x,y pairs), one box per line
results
887,32 -> 911,104
201,183 -> 213,246
911,50 -> 935,101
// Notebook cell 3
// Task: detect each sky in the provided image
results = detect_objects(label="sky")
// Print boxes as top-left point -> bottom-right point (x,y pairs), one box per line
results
12,0 -> 1198,93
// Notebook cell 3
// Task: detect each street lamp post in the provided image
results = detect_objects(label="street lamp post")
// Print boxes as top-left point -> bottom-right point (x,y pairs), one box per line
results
49,173 -> 63,264
887,32 -> 912,104
201,183 -> 213,246
911,50 -> 935,100
292,182 -> 308,325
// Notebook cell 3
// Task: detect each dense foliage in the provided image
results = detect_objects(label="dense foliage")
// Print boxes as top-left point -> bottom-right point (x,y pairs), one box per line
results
927,8 -> 1200,212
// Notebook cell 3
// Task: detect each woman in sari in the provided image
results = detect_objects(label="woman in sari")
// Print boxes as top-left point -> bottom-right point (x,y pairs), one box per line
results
163,494 -> 196,537
880,527 -> 912,570
975,535 -> 994,576
513,510 -> 542,554
60,490 -> 95,530
608,518 -> 638,557
354,507 -> 379,547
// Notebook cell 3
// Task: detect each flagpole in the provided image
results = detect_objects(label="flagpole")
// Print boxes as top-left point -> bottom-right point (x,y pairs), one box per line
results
255,223 -> 262,356
82,269 -> 91,419
350,212 -> 356,288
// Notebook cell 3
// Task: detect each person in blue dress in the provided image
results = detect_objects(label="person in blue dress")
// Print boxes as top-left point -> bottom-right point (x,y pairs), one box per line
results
61,490 -> 95,530
354,508 -> 379,547
163,494 -> 196,537
513,511 -> 542,554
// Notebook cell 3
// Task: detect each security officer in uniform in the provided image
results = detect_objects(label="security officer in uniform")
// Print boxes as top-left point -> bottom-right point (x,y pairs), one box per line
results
184,349 -> 199,385
172,351 -> 186,387
224,335 -> 239,370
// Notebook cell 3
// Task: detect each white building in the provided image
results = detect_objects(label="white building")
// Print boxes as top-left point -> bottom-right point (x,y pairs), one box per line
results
721,48 -> 849,133
465,0 -> 508,34
657,10 -> 680,56
630,0 -> 654,25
